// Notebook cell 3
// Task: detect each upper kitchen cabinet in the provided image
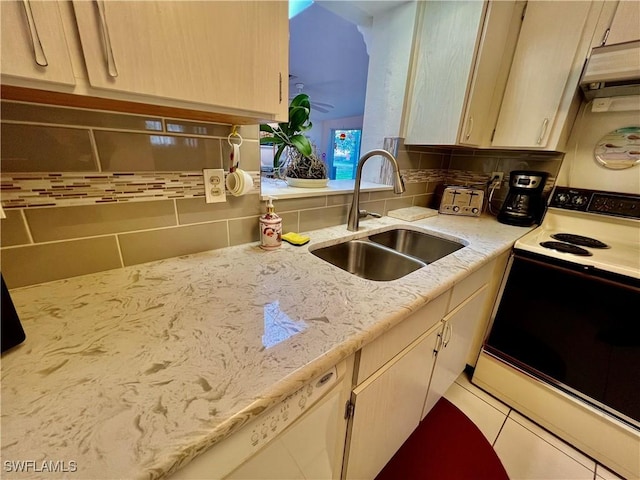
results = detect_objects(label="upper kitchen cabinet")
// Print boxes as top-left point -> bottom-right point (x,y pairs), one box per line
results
491,1 -> 607,150
403,1 -> 523,147
603,0 -> 640,45
0,1 -> 75,87
1,1 -> 288,124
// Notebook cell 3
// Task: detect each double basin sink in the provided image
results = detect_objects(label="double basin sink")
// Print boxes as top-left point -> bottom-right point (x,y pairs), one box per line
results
310,228 -> 464,281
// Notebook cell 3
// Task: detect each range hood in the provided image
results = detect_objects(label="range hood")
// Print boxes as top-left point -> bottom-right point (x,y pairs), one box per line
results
579,40 -> 640,100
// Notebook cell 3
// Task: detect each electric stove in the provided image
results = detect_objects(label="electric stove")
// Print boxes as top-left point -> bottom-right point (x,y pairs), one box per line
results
513,186 -> 640,280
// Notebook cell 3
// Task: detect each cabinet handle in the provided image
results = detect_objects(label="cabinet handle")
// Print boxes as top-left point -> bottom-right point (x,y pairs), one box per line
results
95,0 -> 118,78
433,332 -> 443,355
21,0 -> 48,67
464,116 -> 474,141
443,322 -> 453,348
537,118 -> 549,145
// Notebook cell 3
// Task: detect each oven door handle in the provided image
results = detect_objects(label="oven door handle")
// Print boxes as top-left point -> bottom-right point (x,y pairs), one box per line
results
514,252 -> 639,293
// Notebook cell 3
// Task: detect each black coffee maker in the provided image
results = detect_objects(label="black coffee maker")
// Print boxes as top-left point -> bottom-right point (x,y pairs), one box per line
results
497,170 -> 548,226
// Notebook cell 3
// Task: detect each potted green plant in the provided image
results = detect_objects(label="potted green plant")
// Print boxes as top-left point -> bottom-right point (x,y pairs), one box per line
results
260,93 -> 328,187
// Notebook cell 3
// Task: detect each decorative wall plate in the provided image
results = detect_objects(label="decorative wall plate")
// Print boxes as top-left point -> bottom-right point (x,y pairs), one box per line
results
594,127 -> 640,170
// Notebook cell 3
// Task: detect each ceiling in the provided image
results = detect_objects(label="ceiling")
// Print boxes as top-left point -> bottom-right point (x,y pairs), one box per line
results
288,2 -> 371,122
289,1 -> 411,122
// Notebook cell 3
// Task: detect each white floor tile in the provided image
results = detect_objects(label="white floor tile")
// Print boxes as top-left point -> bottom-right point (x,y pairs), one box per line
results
456,371 -> 511,415
494,416 -> 596,480
595,463 -> 625,480
508,411 -> 596,471
444,380 -> 508,445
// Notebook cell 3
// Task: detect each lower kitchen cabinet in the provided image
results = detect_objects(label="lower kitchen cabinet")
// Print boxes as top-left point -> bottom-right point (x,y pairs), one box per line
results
342,260 -> 498,479
344,326 -> 438,480
422,284 -> 489,418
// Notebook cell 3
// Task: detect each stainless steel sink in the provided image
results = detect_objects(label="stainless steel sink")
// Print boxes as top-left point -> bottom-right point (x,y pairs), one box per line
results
311,239 -> 426,281
310,228 -> 465,281
368,228 -> 464,264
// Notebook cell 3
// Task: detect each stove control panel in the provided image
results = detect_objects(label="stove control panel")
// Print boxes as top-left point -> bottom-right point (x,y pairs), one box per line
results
550,187 -> 640,219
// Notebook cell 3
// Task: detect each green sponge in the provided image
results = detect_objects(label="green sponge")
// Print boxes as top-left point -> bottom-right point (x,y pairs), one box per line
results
282,232 -> 310,246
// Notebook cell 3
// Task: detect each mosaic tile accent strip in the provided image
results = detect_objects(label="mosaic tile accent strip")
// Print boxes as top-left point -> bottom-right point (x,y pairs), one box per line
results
445,170 -> 496,187
0,172 -> 261,209
401,169 -> 447,183
446,170 -> 556,192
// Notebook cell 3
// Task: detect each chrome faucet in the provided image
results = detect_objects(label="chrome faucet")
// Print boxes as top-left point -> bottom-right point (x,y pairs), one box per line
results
347,149 -> 405,231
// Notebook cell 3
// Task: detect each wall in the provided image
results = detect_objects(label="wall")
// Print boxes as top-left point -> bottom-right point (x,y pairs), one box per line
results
360,1 -> 418,182
0,101 -> 435,289
557,97 -> 640,194
0,100 -> 564,290
400,141 -> 565,211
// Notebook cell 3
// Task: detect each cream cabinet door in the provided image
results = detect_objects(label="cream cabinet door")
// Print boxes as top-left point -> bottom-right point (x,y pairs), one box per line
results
404,1 -> 486,145
345,328 -> 438,480
605,1 -> 640,45
0,0 -> 75,86
72,1 -> 287,117
459,0 -> 524,146
491,1 -> 593,149
422,284 -> 489,419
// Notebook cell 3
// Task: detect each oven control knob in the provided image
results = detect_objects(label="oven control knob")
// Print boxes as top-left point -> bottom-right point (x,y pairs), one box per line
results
452,205 -> 460,213
472,207 -> 479,214
555,193 -> 569,204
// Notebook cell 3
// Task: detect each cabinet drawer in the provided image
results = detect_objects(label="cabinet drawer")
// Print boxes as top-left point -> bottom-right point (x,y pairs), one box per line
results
449,260 -> 494,312
357,292 -> 448,384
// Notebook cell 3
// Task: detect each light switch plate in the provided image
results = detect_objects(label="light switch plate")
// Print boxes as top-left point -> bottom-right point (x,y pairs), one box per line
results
203,169 -> 226,203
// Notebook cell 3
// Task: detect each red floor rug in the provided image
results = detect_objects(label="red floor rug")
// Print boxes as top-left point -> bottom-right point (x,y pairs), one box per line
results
375,397 -> 509,480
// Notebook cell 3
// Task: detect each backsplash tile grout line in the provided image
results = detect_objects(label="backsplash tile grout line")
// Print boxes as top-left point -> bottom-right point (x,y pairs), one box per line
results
114,234 -> 126,268
20,209 -> 35,244
173,199 -> 181,226
88,129 -> 102,172
2,118 -> 255,141
0,232 -> 121,249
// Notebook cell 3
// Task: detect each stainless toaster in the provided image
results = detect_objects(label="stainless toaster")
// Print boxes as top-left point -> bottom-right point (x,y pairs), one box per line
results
439,186 -> 484,217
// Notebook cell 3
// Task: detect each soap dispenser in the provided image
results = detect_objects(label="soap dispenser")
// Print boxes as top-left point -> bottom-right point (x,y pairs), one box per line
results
259,196 -> 282,250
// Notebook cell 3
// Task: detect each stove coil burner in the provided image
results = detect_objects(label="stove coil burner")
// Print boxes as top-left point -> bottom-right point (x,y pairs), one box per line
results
550,233 -> 609,249
539,241 -> 593,256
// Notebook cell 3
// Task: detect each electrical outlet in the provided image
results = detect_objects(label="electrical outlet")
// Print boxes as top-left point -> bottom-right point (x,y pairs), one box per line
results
491,171 -> 504,189
203,169 -> 226,203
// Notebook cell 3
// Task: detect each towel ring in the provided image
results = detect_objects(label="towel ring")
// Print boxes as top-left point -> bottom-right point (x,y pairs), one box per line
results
228,126 -> 243,147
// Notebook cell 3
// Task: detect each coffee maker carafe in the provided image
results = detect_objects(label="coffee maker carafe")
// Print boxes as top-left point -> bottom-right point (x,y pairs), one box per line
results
497,170 -> 548,226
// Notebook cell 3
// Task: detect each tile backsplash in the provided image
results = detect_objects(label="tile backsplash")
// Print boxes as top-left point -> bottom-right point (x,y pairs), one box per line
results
0,101 -> 564,288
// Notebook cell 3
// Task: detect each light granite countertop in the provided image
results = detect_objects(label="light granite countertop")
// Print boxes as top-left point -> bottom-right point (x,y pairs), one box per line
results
1,213 -> 532,479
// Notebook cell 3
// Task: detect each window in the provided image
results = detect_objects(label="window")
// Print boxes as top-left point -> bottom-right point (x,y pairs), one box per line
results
328,129 -> 362,180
